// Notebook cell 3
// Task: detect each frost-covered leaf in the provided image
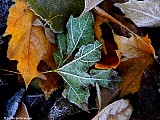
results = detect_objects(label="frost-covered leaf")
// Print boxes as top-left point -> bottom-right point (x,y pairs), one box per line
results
4,88 -> 25,118
54,12 -> 95,65
66,12 -> 94,57
92,99 -> 133,120
114,0 -> 160,27
27,0 -> 84,33
57,41 -> 121,110
54,34 -> 67,66
58,41 -> 102,81
90,69 -> 122,88
81,0 -> 104,15
114,34 -> 155,96
57,34 -> 67,59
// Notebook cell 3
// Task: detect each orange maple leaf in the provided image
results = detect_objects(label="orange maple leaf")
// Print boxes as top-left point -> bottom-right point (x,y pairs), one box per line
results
114,34 -> 155,97
94,14 -> 120,69
3,0 -> 56,87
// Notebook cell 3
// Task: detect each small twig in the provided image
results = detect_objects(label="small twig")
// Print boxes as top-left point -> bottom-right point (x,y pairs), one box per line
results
96,82 -> 102,112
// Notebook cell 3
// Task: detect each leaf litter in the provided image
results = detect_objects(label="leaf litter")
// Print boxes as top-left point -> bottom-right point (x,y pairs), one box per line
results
1,0 -> 160,119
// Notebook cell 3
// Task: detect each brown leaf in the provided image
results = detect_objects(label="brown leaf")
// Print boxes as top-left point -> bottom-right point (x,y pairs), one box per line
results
33,18 -> 55,43
96,87 -> 120,109
94,15 -> 120,69
114,34 -> 155,96
39,73 -> 62,99
37,62 -> 62,99
81,0 -> 105,15
94,13 -> 108,54
3,0 -> 54,87
40,43 -> 62,98
92,99 -> 133,120
16,102 -> 30,119
95,1 -> 143,37
94,6 -> 140,37
114,0 -> 160,27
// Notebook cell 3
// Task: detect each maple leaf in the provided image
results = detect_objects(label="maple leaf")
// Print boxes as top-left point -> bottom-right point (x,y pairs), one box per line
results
54,12 -> 95,66
94,13 -> 120,69
54,14 -> 122,110
56,41 -> 121,110
114,0 -> 160,27
3,0 -> 56,87
114,34 -> 155,96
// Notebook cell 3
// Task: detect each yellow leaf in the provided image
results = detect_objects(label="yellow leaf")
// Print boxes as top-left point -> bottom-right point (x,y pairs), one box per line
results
4,0 -> 54,87
114,34 -> 155,97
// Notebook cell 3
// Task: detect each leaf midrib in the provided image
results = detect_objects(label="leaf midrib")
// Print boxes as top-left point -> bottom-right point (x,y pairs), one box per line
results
58,42 -> 101,71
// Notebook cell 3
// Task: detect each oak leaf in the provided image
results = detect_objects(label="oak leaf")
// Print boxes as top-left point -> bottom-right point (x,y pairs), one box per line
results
4,0 -> 55,87
114,34 -> 155,96
94,14 -> 120,69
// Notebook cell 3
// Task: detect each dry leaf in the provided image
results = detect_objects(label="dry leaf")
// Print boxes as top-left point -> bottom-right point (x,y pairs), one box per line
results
37,62 -> 62,99
33,18 -> 55,43
16,102 -> 30,119
39,73 -> 62,99
95,87 -> 120,109
94,6 -> 140,38
44,27 -> 55,44
92,99 -> 133,120
114,34 -> 155,96
94,15 -> 120,69
94,13 -> 108,54
4,0 -> 54,87
114,0 -> 160,27
81,0 -> 104,15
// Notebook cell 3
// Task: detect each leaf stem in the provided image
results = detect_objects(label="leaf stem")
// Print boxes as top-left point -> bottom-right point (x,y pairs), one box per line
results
41,69 -> 58,74
0,68 -> 20,74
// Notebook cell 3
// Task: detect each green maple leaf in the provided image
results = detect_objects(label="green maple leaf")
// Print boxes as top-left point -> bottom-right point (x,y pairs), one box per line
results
52,12 -> 122,110
54,12 -> 95,67
55,41 -> 121,110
